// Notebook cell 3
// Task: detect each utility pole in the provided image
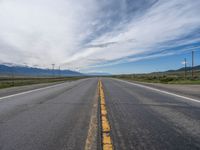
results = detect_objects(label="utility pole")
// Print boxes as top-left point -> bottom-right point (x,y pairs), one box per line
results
184,58 -> 187,80
11,66 -> 15,86
34,64 -> 39,78
192,51 -> 194,79
52,64 -> 55,77
59,66 -> 61,77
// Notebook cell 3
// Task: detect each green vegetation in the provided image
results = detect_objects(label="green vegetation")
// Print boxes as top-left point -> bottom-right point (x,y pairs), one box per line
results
0,77 -> 84,89
112,70 -> 200,84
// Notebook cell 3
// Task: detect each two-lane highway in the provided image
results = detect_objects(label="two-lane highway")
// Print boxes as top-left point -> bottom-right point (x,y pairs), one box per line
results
0,78 -> 98,150
0,78 -> 200,150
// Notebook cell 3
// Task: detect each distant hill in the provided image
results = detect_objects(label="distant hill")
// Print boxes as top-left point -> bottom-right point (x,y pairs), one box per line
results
0,64 -> 83,77
86,72 -> 111,76
166,65 -> 200,73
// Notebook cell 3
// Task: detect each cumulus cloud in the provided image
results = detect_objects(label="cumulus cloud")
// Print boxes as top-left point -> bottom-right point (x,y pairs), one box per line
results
0,0 -> 200,70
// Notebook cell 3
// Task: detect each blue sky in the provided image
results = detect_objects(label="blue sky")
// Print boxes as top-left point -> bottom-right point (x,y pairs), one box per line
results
0,0 -> 200,74
85,49 -> 200,74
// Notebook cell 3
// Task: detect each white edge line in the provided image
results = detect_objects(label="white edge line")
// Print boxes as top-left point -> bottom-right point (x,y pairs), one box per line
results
0,82 -> 67,101
114,79 -> 200,103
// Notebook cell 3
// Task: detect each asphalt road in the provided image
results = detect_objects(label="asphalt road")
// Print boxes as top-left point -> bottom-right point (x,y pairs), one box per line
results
102,78 -> 200,150
0,78 -> 98,150
0,78 -> 200,150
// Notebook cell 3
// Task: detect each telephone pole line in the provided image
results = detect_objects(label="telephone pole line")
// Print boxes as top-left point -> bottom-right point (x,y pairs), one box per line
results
192,51 -> 194,78
184,58 -> 187,80
59,66 -> 61,77
52,64 -> 55,77
11,66 -> 15,86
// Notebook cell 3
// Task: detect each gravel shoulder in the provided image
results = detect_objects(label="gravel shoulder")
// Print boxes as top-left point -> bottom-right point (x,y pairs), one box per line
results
0,81 -> 74,98
125,79 -> 200,100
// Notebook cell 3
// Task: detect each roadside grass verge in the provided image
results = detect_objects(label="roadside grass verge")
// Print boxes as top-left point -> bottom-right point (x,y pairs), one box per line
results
0,77 -> 84,89
112,71 -> 200,84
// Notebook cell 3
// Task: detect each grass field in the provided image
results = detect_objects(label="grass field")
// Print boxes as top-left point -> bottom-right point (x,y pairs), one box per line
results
112,70 -> 200,84
1,69 -> 199,89
0,76 -> 84,89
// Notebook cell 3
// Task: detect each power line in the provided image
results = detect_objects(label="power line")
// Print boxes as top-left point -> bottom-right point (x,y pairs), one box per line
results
59,66 -> 61,77
184,58 -> 187,80
192,51 -> 194,78
52,64 -> 55,77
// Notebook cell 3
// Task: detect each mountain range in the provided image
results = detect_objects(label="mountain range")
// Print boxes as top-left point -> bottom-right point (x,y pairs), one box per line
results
0,64 -> 82,77
86,72 -> 111,76
166,65 -> 200,72
1,64 -> 199,77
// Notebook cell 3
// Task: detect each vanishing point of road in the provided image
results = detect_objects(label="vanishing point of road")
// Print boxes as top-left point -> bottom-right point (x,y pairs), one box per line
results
0,78 -> 200,150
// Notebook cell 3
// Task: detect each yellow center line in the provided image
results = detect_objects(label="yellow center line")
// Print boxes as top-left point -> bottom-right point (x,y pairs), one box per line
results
99,80 -> 113,150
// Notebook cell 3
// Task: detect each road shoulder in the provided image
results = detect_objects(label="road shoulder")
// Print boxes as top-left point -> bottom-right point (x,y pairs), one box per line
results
0,80 -> 78,98
118,79 -> 200,100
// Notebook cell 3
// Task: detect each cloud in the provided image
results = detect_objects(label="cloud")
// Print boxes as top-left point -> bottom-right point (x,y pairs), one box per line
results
0,0 -> 98,67
0,0 -> 200,70
86,42 -> 118,48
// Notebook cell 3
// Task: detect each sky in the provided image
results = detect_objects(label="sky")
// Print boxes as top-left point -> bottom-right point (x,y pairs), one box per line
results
0,0 -> 200,74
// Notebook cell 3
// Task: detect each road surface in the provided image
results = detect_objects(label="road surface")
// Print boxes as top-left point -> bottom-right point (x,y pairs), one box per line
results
0,78 -> 98,150
102,78 -> 200,150
0,78 -> 200,150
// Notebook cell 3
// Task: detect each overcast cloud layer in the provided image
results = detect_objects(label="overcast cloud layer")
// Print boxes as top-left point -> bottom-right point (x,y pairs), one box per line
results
0,0 -> 200,70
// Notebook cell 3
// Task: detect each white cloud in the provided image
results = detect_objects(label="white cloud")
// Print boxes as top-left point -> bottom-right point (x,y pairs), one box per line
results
0,0 -> 200,70
85,0 -> 200,64
0,0 -> 98,67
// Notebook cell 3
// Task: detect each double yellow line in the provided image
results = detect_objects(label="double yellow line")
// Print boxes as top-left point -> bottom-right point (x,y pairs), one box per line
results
99,80 -> 113,150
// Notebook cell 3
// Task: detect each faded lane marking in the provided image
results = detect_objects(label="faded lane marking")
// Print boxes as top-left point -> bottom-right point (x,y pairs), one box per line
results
115,79 -> 200,103
99,80 -> 113,150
